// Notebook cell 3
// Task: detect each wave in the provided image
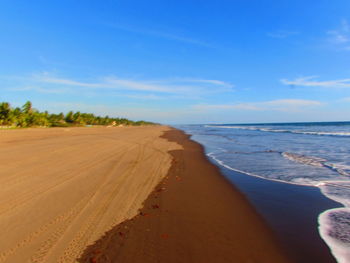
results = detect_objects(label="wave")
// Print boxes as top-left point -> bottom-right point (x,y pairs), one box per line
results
282,152 -> 350,177
184,124 -> 350,263
208,151 -> 350,263
205,125 -> 350,137
206,151 -> 318,187
282,152 -> 326,167
207,150 -> 350,263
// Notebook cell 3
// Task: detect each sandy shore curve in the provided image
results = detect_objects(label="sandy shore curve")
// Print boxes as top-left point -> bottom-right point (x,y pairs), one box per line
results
0,126 -> 291,263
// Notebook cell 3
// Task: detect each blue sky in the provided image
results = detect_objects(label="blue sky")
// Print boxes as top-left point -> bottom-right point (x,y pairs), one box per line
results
1,0 -> 350,124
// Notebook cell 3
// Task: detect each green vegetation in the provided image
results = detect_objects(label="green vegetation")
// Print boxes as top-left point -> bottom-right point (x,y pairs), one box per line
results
0,101 -> 154,128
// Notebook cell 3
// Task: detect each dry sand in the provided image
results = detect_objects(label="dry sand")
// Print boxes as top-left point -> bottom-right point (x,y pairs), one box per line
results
0,126 -> 180,263
0,126 -> 291,263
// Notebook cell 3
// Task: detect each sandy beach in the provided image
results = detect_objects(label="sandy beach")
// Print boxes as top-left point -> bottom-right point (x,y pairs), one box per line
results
0,126 -> 180,262
0,126 -> 290,263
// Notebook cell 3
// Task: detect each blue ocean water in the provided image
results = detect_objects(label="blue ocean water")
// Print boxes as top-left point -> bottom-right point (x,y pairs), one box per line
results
176,122 -> 350,263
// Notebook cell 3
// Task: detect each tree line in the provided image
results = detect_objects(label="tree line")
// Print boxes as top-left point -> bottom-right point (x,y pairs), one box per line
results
0,101 -> 154,128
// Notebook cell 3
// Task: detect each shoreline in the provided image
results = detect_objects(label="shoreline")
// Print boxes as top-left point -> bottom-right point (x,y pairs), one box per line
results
214,163 -> 340,263
184,127 -> 340,263
78,128 -> 291,263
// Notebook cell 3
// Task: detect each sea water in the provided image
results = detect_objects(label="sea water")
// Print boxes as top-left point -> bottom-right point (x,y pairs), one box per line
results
176,122 -> 350,263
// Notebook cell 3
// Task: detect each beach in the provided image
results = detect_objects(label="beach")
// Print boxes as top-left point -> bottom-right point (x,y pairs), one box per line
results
0,126 -> 290,263
177,123 -> 350,263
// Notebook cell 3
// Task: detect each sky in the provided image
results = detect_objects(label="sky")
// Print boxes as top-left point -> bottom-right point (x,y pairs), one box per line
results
1,0 -> 350,124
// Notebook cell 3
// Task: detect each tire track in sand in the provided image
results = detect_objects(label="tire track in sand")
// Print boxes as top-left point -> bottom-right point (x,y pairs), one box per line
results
0,146 -> 134,263
56,143 -> 144,263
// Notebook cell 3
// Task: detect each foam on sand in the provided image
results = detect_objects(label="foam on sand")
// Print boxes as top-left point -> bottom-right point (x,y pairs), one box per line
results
207,149 -> 350,263
319,208 -> 350,263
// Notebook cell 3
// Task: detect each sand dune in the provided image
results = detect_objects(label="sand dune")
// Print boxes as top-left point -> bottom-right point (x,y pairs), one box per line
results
0,126 -> 180,263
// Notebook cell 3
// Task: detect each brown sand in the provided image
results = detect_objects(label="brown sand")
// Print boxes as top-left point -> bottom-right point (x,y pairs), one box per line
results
0,126 -> 181,263
78,128 -> 292,263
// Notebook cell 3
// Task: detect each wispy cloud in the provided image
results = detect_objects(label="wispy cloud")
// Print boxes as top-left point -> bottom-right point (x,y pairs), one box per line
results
103,77 -> 175,93
6,72 -> 233,98
327,19 -> 350,50
42,101 -> 191,122
339,97 -> 350,102
104,23 -> 212,47
32,73 -> 101,88
281,76 -> 350,88
9,86 -> 70,94
123,94 -> 163,100
267,30 -> 299,39
163,77 -> 233,89
194,99 -> 323,112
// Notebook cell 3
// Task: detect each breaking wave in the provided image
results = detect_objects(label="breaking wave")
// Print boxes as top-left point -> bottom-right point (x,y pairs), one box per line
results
282,152 -> 350,177
205,125 -> 350,137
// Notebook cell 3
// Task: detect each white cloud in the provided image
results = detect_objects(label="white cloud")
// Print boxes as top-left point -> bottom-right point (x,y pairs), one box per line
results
281,76 -> 350,88
123,94 -> 163,100
32,72 -> 102,88
327,19 -> 350,49
267,30 -> 299,39
194,103 -> 260,111
103,77 -> 175,93
263,99 -> 322,107
104,23 -> 212,47
193,99 -> 323,112
170,78 -> 233,87
339,97 -> 350,102
7,72 -> 234,98
9,86 -> 69,94
41,101 -> 191,123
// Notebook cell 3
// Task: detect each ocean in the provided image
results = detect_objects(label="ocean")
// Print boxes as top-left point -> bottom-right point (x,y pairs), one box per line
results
176,122 -> 350,263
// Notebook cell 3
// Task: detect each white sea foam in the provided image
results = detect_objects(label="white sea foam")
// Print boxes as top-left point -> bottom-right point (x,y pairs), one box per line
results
320,182 -> 350,207
282,152 -> 326,168
319,208 -> 350,263
282,152 -> 350,178
205,125 -> 350,137
193,124 -> 350,263
326,163 -> 350,177
207,150 -> 350,263
206,151 -> 317,187
300,131 -> 350,136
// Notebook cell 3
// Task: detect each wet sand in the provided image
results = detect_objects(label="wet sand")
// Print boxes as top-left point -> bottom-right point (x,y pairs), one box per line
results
216,166 -> 340,263
78,128 -> 291,263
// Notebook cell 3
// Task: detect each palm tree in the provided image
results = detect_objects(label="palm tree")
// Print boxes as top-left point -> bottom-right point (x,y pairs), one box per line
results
22,101 -> 33,114
0,100 -> 154,128
0,102 -> 12,125
65,111 -> 74,123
